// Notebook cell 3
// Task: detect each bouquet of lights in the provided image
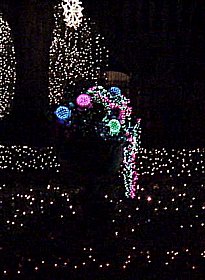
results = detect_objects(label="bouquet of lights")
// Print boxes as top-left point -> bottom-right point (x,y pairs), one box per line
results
52,86 -> 141,198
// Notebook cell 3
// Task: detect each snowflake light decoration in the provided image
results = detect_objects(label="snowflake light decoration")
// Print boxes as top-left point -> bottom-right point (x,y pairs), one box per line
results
62,0 -> 83,29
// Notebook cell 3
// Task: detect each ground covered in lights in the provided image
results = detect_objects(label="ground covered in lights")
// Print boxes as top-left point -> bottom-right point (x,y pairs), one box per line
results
1,149 -> 205,279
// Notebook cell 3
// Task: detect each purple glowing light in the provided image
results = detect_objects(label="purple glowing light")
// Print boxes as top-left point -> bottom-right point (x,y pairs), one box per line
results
76,94 -> 91,108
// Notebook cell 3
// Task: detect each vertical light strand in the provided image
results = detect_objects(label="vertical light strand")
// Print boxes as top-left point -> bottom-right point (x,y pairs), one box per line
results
123,120 -> 141,198
0,13 -> 16,119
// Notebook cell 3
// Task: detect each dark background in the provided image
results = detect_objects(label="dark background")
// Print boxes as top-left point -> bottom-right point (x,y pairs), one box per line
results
0,0 -> 205,147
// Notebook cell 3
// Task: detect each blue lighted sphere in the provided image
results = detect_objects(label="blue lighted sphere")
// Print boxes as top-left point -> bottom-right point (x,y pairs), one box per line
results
55,106 -> 71,120
109,87 -> 121,96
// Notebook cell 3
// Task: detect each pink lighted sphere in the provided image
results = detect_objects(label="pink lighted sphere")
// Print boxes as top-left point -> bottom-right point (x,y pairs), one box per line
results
76,94 -> 91,108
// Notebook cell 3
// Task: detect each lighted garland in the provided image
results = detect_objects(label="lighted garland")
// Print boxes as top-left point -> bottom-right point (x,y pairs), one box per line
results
49,1 -> 109,105
53,86 -> 141,198
122,121 -> 141,198
87,86 -> 133,140
0,13 -> 16,119
86,86 -> 141,198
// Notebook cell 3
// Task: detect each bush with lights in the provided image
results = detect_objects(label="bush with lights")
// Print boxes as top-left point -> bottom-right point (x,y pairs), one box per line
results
49,86 -> 141,198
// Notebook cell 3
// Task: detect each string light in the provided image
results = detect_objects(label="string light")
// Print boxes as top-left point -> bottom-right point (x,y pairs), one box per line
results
2,12 -> 203,280
49,2 -> 108,105
48,85 -> 141,198
0,145 -> 204,179
0,145 -> 60,172
1,172 -> 205,278
138,148 -> 205,177
81,86 -> 141,198
122,120 -> 141,198
0,12 -> 16,119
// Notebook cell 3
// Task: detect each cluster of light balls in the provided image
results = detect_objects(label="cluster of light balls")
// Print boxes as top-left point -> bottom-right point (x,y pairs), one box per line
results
49,1 -> 109,105
54,86 -> 141,198
54,86 -> 132,136
0,12 -> 16,119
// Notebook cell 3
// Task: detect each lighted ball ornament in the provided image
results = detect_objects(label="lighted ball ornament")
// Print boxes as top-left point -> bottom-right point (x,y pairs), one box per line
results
107,119 -> 121,136
55,106 -> 71,121
76,94 -> 91,108
109,86 -> 121,96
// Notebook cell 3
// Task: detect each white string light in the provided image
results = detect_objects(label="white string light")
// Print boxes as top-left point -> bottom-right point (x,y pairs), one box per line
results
0,145 -> 60,172
0,13 -> 16,119
138,148 -> 205,177
1,170 -> 205,277
0,145 -> 204,179
49,2 -> 108,105
122,121 -> 141,198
